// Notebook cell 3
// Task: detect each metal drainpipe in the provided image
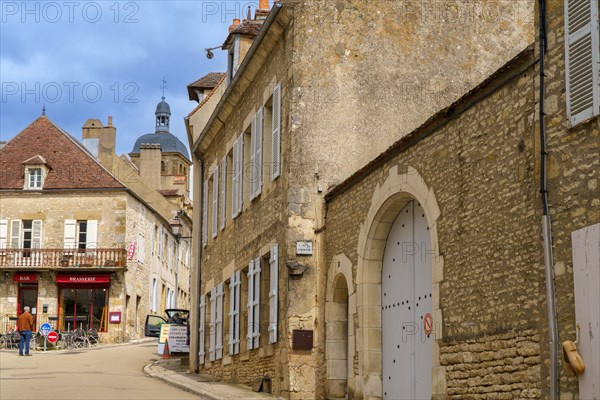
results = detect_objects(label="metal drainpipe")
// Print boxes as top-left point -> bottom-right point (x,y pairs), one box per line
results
194,159 -> 204,373
538,0 -> 559,398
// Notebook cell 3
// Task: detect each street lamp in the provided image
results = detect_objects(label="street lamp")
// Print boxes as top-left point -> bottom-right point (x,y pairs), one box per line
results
170,213 -> 192,308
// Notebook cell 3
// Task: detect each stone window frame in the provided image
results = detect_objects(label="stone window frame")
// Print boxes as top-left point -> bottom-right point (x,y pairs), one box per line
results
23,165 -> 47,190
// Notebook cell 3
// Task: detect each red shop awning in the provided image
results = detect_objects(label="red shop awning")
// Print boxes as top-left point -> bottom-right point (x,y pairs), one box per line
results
13,273 -> 38,283
56,275 -> 111,284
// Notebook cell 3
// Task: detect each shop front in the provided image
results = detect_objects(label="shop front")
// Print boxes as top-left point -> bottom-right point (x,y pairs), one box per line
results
56,274 -> 111,332
15,273 -> 39,330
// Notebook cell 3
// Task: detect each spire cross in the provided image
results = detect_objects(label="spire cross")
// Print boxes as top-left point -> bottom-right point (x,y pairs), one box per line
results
160,77 -> 167,99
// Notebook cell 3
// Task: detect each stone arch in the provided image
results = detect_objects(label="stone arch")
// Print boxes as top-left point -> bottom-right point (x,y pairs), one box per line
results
355,165 -> 445,398
326,254 -> 357,399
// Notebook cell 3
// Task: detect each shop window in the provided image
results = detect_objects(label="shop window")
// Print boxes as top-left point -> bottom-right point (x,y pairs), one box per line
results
59,287 -> 109,332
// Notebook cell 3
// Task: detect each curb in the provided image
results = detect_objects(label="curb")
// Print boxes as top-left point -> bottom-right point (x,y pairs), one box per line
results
143,361 -> 222,400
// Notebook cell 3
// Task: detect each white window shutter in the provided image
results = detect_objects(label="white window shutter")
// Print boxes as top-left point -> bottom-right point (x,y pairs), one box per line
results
10,220 -> 21,249
237,135 -> 244,214
269,244 -> 279,343
250,114 -> 257,199
216,283 -> 224,359
229,273 -> 235,355
565,0 -> 600,125
202,180 -> 208,246
209,287 -> 216,361
232,142 -> 238,219
158,226 -> 163,260
137,232 -> 145,263
247,259 -> 254,349
0,220 -> 7,252
234,270 -> 241,353
256,107 -> 263,197
212,167 -> 219,239
271,83 -> 281,180
220,156 -> 227,230
199,294 -> 206,364
87,220 -> 98,249
32,220 -> 42,249
253,257 -> 261,348
232,37 -> 240,77
63,220 -> 76,250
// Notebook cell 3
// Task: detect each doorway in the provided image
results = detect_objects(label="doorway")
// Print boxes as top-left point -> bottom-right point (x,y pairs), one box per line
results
17,284 -> 38,330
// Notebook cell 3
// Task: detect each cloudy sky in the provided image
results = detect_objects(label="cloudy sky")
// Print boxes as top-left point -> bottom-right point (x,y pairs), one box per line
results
1,1 -> 259,155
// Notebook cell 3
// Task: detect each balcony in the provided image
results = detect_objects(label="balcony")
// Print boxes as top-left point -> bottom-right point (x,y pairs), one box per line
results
0,248 -> 127,270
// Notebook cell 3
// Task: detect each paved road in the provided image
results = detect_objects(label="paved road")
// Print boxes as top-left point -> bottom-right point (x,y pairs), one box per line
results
0,341 -> 199,400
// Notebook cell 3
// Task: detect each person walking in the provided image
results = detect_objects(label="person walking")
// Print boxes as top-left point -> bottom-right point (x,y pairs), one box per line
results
17,306 -> 34,356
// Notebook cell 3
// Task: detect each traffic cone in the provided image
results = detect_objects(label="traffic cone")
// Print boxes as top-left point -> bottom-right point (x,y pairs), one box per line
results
162,338 -> 171,359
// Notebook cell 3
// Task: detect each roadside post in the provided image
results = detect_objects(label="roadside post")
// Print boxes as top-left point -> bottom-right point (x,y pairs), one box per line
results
40,323 -> 51,352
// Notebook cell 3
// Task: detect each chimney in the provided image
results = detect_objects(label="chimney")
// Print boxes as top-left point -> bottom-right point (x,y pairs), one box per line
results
229,18 -> 240,32
108,116 -> 113,127
82,118 -> 116,170
256,0 -> 270,20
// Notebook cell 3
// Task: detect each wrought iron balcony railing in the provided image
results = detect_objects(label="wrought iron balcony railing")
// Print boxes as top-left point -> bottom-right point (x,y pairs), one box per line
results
0,248 -> 127,269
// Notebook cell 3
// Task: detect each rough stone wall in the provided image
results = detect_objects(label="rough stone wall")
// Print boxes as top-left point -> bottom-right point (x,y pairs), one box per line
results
194,17 -> 292,397
536,2 -> 600,398
325,55 -> 543,399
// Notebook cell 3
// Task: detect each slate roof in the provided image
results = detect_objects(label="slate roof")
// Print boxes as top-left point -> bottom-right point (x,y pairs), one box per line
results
0,116 -> 125,190
130,132 -> 191,161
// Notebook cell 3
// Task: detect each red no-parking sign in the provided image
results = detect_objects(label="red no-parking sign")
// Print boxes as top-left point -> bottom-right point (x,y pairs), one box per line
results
47,331 -> 59,343
423,313 -> 433,336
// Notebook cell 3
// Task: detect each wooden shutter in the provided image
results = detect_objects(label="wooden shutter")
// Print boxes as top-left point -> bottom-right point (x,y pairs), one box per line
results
216,283 -> 224,359
271,83 -> 281,179
232,143 -> 239,218
63,220 -> 76,250
220,156 -> 227,230
232,37 -> 240,77
158,226 -> 163,260
199,294 -> 206,364
247,259 -> 255,349
0,220 -> 8,252
229,273 -> 235,355
87,220 -> 98,249
565,0 -> 600,125
255,107 -> 263,197
137,232 -> 145,263
212,167 -> 219,239
250,115 -> 257,199
202,180 -> 208,246
31,220 -> 42,249
269,244 -> 279,343
253,257 -> 261,349
237,135 -> 244,214
209,287 -> 216,361
234,270 -> 241,353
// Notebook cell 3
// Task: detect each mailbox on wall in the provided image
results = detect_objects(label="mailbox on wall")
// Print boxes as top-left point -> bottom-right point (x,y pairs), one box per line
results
292,329 -> 313,350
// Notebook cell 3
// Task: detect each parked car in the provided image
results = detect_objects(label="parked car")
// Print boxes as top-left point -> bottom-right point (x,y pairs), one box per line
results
144,308 -> 189,337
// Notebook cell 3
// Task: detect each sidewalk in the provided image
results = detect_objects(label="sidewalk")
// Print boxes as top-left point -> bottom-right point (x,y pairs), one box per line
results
144,358 -> 279,400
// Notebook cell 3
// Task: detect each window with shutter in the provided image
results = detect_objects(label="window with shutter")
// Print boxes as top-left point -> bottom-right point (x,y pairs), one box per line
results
250,114 -> 257,199
63,220 -> 77,250
229,270 -> 241,355
216,283 -> 224,360
158,226 -> 164,260
199,294 -> 206,364
10,220 -> 21,249
251,257 -> 261,349
256,107 -> 263,197
232,143 -> 239,218
137,232 -> 145,263
86,220 -> 98,250
220,156 -> 227,230
0,220 -> 7,254
32,220 -> 42,249
247,260 -> 255,349
271,83 -> 281,180
565,0 -> 600,126
269,244 -> 279,344
237,135 -> 244,214
203,180 -> 209,246
209,287 -> 216,361
212,167 -> 219,239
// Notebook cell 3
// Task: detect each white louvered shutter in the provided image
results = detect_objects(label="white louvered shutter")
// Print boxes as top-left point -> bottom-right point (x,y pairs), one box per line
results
0,220 -> 8,253
220,156 -> 227,230
10,220 -> 21,249
199,294 -> 206,364
209,287 -> 216,361
86,220 -> 98,249
232,37 -> 240,77
250,114 -> 257,199
63,220 -> 76,250
232,143 -> 238,218
271,83 -> 281,179
247,259 -> 254,349
137,232 -> 145,263
234,270 -> 241,353
202,180 -> 208,246
565,0 -> 600,125
252,257 -> 261,349
229,273 -> 235,355
216,283 -> 224,359
269,244 -> 279,343
212,167 -> 219,238
255,107 -> 263,197
32,220 -> 42,249
158,226 -> 163,260
237,135 -> 244,214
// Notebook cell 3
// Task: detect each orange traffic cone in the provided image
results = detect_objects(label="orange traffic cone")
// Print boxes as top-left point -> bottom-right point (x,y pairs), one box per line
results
162,338 -> 171,359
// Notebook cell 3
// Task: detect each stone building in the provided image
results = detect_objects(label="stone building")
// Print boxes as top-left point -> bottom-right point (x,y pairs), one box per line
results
0,107 -> 192,342
323,1 -> 598,399
185,0 -> 533,398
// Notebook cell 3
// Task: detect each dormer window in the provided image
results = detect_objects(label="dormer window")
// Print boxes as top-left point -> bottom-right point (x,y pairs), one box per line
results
28,168 -> 43,189
22,155 -> 50,190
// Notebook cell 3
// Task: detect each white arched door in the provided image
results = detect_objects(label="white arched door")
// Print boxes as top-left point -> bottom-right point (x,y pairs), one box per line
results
382,200 -> 433,399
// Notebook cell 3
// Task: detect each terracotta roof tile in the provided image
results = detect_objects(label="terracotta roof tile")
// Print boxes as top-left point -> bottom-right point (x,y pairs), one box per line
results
187,73 -> 227,119
222,20 -> 264,48
0,116 -> 125,190
188,73 -> 226,90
